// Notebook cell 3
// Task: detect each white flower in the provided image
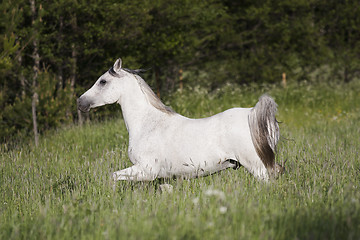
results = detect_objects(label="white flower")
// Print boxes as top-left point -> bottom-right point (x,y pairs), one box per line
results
219,206 -> 227,214
192,197 -> 199,205
204,189 -> 226,201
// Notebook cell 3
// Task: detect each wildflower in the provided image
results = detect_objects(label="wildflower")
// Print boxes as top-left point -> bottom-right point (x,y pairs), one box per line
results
219,206 -> 227,214
192,197 -> 199,205
204,189 -> 226,201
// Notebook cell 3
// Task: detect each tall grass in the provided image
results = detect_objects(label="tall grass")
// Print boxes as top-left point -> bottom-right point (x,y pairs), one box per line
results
1,80 -> 359,239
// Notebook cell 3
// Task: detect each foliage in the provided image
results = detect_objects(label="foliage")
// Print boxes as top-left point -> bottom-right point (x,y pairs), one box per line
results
315,0 -> 360,82
1,70 -> 73,141
1,81 -> 360,239
0,34 -> 19,74
1,0 -> 360,142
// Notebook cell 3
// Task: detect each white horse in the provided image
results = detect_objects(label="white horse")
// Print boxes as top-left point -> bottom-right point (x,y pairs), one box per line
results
78,58 -> 284,181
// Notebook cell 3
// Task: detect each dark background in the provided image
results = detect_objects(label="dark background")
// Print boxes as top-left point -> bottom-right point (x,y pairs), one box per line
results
1,0 -> 359,142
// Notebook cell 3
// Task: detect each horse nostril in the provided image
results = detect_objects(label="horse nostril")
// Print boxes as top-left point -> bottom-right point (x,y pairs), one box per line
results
77,98 -> 84,108
77,97 -> 91,112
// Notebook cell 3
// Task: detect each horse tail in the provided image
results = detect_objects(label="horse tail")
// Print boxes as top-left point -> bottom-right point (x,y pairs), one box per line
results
248,95 -> 280,174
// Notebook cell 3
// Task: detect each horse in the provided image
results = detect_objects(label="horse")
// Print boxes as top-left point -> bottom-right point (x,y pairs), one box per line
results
77,58 -> 284,182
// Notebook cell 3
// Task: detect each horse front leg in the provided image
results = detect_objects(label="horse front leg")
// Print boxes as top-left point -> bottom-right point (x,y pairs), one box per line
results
112,164 -> 157,181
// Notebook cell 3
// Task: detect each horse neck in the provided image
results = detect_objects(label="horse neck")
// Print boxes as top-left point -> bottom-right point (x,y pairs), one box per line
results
118,77 -> 164,137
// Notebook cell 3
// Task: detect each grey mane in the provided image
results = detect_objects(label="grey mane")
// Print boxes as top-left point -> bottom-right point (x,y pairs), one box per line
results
109,66 -> 149,77
123,68 -> 149,75
133,74 -> 175,115
108,67 -> 175,115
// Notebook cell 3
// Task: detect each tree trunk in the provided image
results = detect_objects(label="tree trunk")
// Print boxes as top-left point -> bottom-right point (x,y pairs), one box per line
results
69,14 -> 84,125
69,42 -> 78,123
58,16 -> 64,89
17,54 -> 27,99
30,0 -> 39,146
70,42 -> 77,89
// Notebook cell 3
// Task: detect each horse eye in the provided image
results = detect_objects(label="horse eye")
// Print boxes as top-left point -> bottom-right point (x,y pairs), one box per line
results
99,79 -> 107,85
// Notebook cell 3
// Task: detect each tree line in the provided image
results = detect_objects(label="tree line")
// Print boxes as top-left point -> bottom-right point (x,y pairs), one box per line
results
1,0 -> 359,143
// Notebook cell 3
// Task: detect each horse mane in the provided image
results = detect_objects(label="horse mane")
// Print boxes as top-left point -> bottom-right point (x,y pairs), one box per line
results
122,68 -> 175,115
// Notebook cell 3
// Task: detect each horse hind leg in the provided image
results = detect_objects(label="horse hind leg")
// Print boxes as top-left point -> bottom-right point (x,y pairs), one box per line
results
113,165 -> 157,181
226,159 -> 242,170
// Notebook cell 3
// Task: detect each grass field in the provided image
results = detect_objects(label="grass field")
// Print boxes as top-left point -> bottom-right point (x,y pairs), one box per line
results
1,80 -> 360,239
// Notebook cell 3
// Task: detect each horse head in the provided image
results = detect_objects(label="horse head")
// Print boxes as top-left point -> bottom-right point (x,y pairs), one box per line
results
77,58 -> 126,112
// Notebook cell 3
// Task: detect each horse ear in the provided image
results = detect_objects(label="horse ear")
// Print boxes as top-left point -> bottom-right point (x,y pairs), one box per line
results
113,58 -> 122,73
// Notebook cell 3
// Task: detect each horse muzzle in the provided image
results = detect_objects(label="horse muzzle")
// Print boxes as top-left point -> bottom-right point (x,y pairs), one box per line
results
77,97 -> 92,112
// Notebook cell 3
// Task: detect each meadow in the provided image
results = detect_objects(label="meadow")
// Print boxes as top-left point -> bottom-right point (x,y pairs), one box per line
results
1,80 -> 360,239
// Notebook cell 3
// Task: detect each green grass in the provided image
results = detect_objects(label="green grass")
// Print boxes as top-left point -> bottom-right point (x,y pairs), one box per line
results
1,80 -> 360,239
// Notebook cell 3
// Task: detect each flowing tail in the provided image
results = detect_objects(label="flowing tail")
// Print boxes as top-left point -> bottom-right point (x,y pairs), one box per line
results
248,95 -> 281,176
